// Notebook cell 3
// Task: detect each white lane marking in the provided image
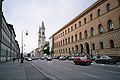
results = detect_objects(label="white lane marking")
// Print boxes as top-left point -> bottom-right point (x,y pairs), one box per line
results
63,67 -> 72,71
105,70 -> 120,74
31,63 -> 58,80
82,73 -> 99,78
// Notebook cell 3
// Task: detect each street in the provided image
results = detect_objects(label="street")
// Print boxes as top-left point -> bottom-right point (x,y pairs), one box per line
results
29,59 -> 120,80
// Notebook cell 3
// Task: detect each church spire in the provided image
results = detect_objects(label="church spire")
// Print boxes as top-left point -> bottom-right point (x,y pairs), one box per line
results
41,21 -> 45,29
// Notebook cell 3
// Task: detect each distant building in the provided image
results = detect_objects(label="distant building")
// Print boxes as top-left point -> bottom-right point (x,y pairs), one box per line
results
51,0 -> 120,59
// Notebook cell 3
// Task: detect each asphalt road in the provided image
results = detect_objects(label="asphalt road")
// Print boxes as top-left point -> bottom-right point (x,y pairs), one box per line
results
26,59 -> 120,80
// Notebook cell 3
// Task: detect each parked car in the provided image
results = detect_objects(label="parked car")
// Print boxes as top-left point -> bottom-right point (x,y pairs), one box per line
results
68,56 -> 75,60
59,56 -> 66,60
41,57 -> 45,60
46,57 -> 52,61
74,56 -> 93,65
95,55 -> 117,64
25,57 -> 32,61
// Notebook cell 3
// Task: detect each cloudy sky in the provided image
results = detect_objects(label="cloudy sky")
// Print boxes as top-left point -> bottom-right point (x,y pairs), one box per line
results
2,0 -> 97,53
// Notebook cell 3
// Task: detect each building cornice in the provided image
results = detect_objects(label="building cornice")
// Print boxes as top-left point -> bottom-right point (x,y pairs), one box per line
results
52,0 -> 107,36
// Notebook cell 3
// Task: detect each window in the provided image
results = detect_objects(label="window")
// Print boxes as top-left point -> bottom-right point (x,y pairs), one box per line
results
79,21 -> 81,27
98,24 -> 104,34
65,38 -> 67,44
68,28 -> 70,33
108,20 -> 113,31
100,42 -> 103,49
106,3 -> 110,12
91,27 -> 95,37
71,26 -> 73,31
90,14 -> 93,20
63,31 -> 64,36
61,40 -> 62,45
84,30 -> 88,38
68,37 -> 70,43
79,32 -> 82,40
110,40 -> 114,48
66,48 -> 67,53
84,18 -> 86,24
75,24 -> 77,29
65,30 -> 67,34
75,34 -> 77,41
97,9 -> 100,17
92,43 -> 95,50
71,36 -> 73,42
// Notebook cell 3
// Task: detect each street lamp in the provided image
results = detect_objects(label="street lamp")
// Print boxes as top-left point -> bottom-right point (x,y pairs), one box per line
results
21,29 -> 28,63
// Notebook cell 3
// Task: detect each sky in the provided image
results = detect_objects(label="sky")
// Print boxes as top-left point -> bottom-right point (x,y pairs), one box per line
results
2,0 -> 97,53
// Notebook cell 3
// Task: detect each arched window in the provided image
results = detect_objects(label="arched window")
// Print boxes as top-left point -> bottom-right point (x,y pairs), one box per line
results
65,38 -> 67,44
97,9 -> 100,17
100,42 -> 103,49
68,28 -> 70,33
90,14 -> 93,20
84,18 -> 86,24
110,40 -> 114,48
66,48 -> 67,53
68,37 -> 70,43
79,21 -> 81,27
65,30 -> 67,34
75,34 -> 77,41
91,27 -> 95,37
79,32 -> 82,40
75,24 -> 77,29
84,30 -> 88,38
71,36 -> 73,42
98,24 -> 104,34
92,43 -> 95,50
108,20 -> 113,31
106,3 -> 110,12
71,26 -> 73,31
61,40 -> 62,46
63,31 -> 64,36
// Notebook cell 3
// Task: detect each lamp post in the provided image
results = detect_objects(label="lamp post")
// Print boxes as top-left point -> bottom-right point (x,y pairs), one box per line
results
21,29 -> 28,63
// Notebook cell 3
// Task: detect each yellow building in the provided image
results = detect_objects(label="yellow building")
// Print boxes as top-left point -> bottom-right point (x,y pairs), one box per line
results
52,0 -> 120,59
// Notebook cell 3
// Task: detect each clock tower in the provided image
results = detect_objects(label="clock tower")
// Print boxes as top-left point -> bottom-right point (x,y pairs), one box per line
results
38,21 -> 46,48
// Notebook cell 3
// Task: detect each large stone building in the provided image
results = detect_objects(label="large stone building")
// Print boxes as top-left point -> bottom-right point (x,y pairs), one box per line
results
0,0 -> 20,62
52,0 -> 120,59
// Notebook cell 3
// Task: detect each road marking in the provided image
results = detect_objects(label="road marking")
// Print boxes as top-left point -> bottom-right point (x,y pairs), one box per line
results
105,70 -> 120,74
82,73 -> 99,78
64,67 -> 72,71
31,63 -> 60,80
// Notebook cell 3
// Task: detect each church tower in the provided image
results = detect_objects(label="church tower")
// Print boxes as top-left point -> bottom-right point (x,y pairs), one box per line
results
38,21 -> 46,48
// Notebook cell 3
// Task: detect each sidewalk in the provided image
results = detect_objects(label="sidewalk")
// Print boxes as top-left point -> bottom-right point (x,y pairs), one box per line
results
0,61 -> 26,80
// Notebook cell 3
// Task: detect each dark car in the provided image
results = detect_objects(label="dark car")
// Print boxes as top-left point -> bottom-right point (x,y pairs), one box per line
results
74,56 -> 93,65
95,55 -> 117,64
46,57 -> 52,61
